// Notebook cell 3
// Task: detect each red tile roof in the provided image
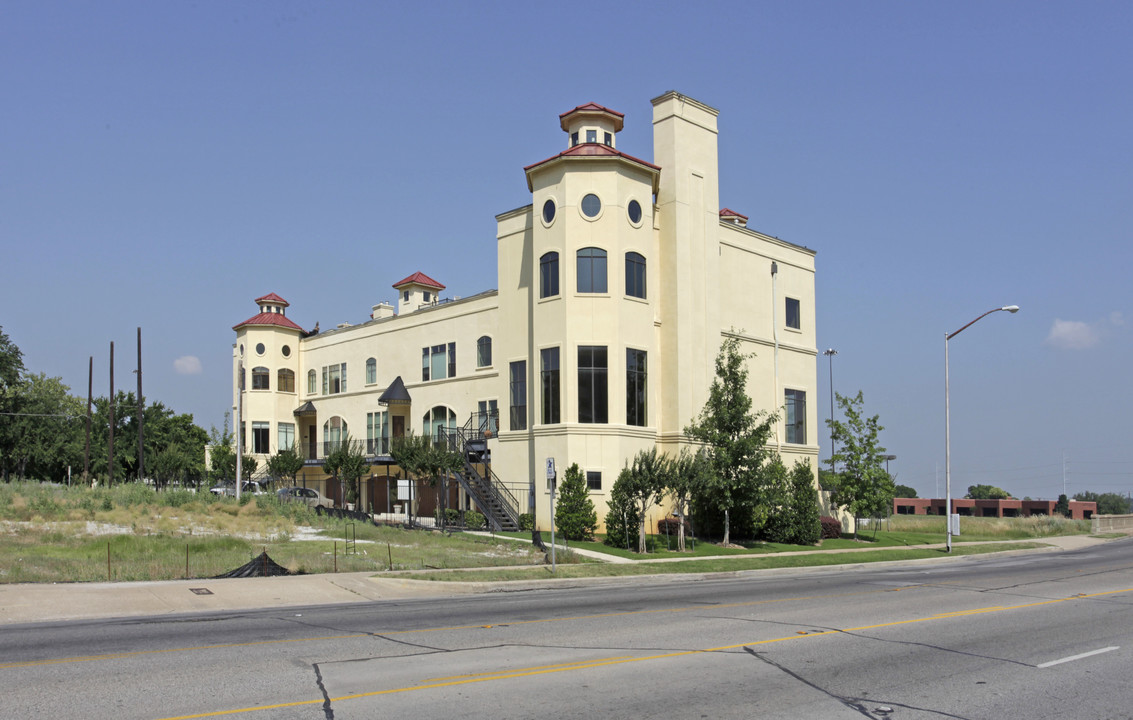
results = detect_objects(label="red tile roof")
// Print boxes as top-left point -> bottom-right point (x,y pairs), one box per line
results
524,144 -> 660,192
233,312 -> 304,332
254,292 -> 290,306
558,102 -> 625,132
719,208 -> 748,221
392,271 -> 445,290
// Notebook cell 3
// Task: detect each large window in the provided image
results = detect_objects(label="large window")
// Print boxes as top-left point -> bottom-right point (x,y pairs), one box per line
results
251,366 -> 269,390
626,348 -> 647,427
540,252 -> 559,299
477,336 -> 492,367
577,248 -> 607,293
785,389 -> 807,444
252,421 -> 270,454
509,360 -> 527,431
277,369 -> 295,393
366,357 -> 377,384
423,406 -> 456,444
278,422 -> 295,452
786,297 -> 801,330
625,252 -> 646,299
541,347 -> 560,425
578,346 -> 608,423
307,369 -> 316,394
322,363 -> 346,395
478,399 -> 499,435
367,411 -> 389,455
422,342 -> 456,381
323,416 -> 347,454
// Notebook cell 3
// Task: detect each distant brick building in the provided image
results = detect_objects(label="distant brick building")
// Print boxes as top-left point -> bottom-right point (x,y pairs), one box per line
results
893,498 -> 1096,520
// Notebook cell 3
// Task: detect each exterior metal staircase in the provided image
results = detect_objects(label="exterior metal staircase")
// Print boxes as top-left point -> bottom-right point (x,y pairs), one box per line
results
441,411 -> 521,532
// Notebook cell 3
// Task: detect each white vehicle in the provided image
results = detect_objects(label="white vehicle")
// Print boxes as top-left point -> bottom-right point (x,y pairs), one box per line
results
209,481 -> 267,497
277,486 -> 334,509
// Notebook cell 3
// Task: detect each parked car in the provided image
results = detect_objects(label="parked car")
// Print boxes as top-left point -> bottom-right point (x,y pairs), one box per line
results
209,481 -> 267,497
277,486 -> 333,509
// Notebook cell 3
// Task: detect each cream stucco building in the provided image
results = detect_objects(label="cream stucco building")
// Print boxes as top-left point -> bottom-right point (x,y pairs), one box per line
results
231,91 -> 818,532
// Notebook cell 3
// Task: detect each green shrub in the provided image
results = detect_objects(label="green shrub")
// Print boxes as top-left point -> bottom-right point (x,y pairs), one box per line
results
555,463 -> 597,541
518,513 -> 535,532
161,489 -> 196,508
603,468 -> 642,549
465,510 -> 486,530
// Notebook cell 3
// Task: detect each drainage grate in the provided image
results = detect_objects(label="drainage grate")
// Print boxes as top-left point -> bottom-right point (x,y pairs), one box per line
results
189,588 -> 214,596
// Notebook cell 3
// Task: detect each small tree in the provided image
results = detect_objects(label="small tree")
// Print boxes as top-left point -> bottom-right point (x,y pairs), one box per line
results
555,463 -> 597,541
1054,493 -> 1070,517
826,391 -> 889,540
966,484 -> 1011,500
784,460 -> 821,545
267,443 -> 305,487
324,432 -> 369,508
668,448 -> 710,552
604,468 -> 642,550
619,449 -> 674,553
685,336 -> 776,545
894,483 -> 918,499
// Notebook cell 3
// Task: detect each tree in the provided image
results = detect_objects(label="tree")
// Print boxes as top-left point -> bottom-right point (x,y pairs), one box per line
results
762,458 -> 821,545
894,484 -> 918,499
685,336 -> 776,545
603,468 -> 642,551
207,418 -> 257,486
1074,491 -> 1130,516
965,484 -> 1011,500
1054,493 -> 1070,517
266,444 -> 305,487
668,448 -> 710,552
389,431 -> 462,525
618,448 -> 674,553
554,463 -> 597,541
825,391 -> 890,539
0,326 -> 26,482
4,373 -> 84,482
323,432 -> 370,508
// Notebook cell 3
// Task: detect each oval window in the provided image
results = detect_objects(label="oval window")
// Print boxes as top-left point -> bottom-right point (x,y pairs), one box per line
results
542,199 -> 556,224
581,193 -> 601,218
255,342 -> 266,356
282,345 -> 291,358
628,200 -> 642,224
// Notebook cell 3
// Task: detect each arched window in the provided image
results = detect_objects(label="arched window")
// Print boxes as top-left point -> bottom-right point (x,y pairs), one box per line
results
477,336 -> 492,367
625,251 -> 646,299
422,406 -> 456,444
251,366 -> 270,390
540,251 -> 559,298
277,368 -> 295,393
366,357 -> 377,384
577,247 -> 607,293
307,369 -> 317,394
322,416 -> 347,454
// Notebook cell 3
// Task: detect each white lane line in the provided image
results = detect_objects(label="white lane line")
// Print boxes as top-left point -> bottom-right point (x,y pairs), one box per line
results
1037,646 -> 1119,668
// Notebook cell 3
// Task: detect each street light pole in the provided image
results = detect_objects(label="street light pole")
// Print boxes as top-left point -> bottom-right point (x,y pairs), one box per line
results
823,348 -> 838,472
945,305 -> 1018,552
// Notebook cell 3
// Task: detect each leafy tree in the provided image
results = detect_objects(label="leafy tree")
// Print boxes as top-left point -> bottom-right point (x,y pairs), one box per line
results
685,336 -> 776,545
668,448 -> 710,552
1074,491 -> 1130,515
825,391 -> 890,539
603,467 -> 642,551
207,418 -> 257,486
0,326 -> 26,482
1054,493 -> 1070,517
762,458 -> 821,545
554,463 -> 597,541
389,431 -> 461,525
617,448 -> 675,553
965,484 -> 1011,500
324,432 -> 370,507
266,443 -> 305,487
894,483 -> 918,499
4,373 -> 84,482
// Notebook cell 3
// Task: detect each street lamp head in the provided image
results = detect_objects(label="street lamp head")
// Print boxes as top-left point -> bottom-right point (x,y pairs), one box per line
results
1002,305 -> 1020,313
823,348 -> 838,357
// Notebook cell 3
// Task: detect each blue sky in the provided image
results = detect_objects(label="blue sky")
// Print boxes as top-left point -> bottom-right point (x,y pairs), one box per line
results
3,1 -> 1130,500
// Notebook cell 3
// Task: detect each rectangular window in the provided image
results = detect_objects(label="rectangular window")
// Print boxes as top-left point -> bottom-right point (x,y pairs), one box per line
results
367,411 -> 389,455
577,248 -> 608,293
307,370 -> 316,394
478,399 -> 499,435
251,367 -> 269,390
603,132 -> 612,147
366,358 -> 376,384
586,129 -> 597,143
586,471 -> 602,491
786,297 -> 801,330
570,131 -> 579,147
422,343 -> 456,381
785,389 -> 807,444
278,423 -> 295,452
625,252 -> 646,299
578,346 -> 608,423
541,347 -> 560,424
252,421 -> 270,454
322,363 -> 345,394
509,360 -> 527,431
277,369 -> 295,393
540,252 -> 559,299
626,348 -> 647,427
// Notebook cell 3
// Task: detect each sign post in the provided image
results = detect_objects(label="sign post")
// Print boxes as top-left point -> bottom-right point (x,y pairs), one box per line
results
546,458 -> 556,572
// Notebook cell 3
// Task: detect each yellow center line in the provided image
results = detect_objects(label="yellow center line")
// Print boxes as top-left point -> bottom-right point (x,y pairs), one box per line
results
154,587 -> 1133,720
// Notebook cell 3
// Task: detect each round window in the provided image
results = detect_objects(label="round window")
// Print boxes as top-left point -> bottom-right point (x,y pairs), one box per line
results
628,200 -> 642,224
542,199 -> 556,224
581,193 -> 601,218
282,345 -> 291,358
255,342 -> 265,356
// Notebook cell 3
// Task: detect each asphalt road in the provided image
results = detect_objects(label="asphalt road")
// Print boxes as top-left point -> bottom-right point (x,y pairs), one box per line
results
4,539 -> 1133,719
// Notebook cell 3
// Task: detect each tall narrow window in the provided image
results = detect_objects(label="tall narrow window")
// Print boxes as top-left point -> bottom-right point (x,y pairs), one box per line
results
626,349 -> 647,427
625,252 -> 646,299
367,411 -> 389,455
251,366 -> 269,390
278,422 -> 295,452
447,341 -> 456,379
540,252 -> 560,298
541,347 -> 560,425
477,336 -> 492,367
478,399 -> 499,435
786,297 -> 801,330
322,416 -> 347,454
307,369 -> 316,394
577,248 -> 607,293
252,421 -> 270,454
509,361 -> 527,431
366,357 -> 376,384
785,389 -> 807,444
277,369 -> 295,393
578,346 -> 608,423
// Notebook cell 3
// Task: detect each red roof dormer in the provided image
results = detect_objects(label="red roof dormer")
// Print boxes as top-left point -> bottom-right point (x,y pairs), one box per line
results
393,272 -> 445,291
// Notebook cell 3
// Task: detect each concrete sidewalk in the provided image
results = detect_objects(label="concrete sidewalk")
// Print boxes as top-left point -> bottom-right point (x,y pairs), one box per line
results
0,534 -> 1115,626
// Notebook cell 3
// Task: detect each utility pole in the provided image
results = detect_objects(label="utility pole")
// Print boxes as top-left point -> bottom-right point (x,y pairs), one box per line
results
822,349 -> 838,472
108,342 -> 115,488
137,328 -> 144,484
84,356 -> 92,484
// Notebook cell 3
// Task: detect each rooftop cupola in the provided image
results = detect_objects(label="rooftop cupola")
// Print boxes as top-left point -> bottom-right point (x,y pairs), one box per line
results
560,102 -> 624,150
392,271 -> 445,315
254,292 -> 290,316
